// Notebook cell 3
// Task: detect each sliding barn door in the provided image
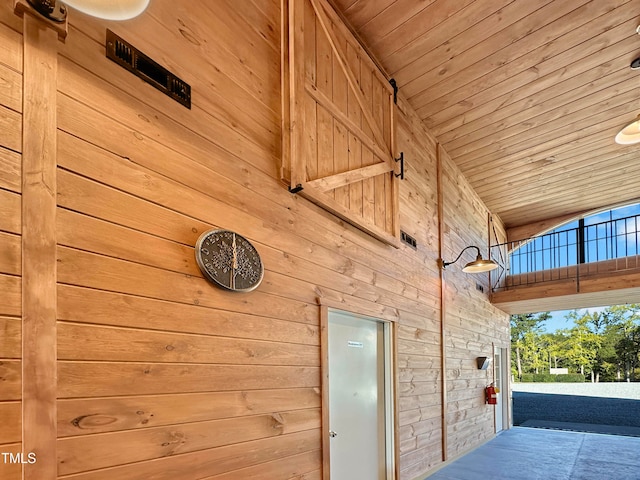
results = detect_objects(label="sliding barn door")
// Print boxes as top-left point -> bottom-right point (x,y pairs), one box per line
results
282,0 -> 400,247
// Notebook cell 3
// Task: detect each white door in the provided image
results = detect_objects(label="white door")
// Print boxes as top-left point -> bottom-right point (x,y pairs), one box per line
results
327,310 -> 393,479
494,349 -> 503,431
494,348 -> 509,432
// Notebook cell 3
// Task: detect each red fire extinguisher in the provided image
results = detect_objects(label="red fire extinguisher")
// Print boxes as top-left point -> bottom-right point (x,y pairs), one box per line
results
485,383 -> 499,405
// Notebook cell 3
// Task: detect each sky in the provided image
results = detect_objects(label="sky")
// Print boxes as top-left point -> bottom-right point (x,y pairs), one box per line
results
514,202 -> 640,333
542,307 -> 608,333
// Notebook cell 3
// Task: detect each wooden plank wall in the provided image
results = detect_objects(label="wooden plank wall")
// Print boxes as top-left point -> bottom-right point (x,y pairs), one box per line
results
1,1 -> 509,479
439,147 -> 510,461
0,5 -> 22,480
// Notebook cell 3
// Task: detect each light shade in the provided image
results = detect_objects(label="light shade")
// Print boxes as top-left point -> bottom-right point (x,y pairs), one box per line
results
441,245 -> 498,274
615,116 -> 640,145
462,255 -> 499,273
63,0 -> 149,20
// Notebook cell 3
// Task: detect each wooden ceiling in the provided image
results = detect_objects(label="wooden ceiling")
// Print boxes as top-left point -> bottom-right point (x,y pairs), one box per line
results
332,0 -> 640,230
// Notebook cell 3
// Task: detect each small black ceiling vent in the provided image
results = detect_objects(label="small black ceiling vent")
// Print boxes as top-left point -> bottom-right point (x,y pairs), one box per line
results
106,29 -> 191,109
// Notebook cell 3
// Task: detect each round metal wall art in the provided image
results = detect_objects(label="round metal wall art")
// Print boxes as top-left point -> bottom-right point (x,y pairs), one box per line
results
195,229 -> 264,292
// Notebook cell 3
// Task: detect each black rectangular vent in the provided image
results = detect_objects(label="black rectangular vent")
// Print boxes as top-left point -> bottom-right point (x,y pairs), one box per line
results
400,231 -> 417,249
106,29 -> 191,109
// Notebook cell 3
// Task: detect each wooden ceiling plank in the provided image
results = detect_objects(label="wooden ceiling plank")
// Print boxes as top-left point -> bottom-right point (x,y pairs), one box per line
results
477,163 -> 637,205
436,63 -> 631,146
403,0 -> 596,105
337,0 -> 395,31
463,127 -> 625,183
439,72 -> 638,153
388,0 -> 546,87
371,0 -> 479,68
358,0 -> 438,45
448,77 -> 639,159
412,0 -> 634,116
455,101 -> 638,168
426,36 -> 638,134
471,145 -> 639,194
423,31 -> 637,131
482,160 -> 640,212
497,188 -> 640,227
456,102 -> 637,172
487,170 -> 640,216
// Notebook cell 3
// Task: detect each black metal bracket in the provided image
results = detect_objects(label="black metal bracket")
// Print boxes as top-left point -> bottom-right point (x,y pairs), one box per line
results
288,184 -> 304,194
389,78 -> 398,104
395,152 -> 404,180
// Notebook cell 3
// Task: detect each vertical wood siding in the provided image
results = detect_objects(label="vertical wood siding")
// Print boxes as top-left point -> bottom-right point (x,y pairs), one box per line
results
0,6 -> 22,480
284,0 -> 399,245
2,1 -> 509,479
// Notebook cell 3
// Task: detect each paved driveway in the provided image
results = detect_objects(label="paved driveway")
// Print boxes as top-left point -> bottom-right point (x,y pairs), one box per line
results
426,427 -> 640,480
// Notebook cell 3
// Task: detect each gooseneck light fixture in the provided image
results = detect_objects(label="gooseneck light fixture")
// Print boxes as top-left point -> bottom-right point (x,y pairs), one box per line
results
440,245 -> 498,273
615,114 -> 640,145
24,0 -> 149,22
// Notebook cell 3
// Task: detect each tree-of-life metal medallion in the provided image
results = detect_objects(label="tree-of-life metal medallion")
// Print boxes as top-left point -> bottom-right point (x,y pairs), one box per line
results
195,229 -> 264,292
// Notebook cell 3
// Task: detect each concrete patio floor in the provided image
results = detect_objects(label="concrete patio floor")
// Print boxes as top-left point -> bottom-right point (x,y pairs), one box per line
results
425,427 -> 640,480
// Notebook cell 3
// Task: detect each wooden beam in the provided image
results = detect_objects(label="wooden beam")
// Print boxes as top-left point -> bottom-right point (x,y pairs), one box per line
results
436,143 -> 448,461
287,0 -> 306,189
280,0 -> 292,183
21,12 -> 58,480
307,161 -> 391,192
14,0 -> 68,39
389,94 -> 399,239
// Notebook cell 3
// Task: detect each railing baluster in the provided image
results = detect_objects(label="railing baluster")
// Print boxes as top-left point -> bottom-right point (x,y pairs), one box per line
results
492,212 -> 640,292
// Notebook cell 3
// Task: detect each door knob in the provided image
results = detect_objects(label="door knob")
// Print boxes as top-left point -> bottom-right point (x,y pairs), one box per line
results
329,430 -> 338,438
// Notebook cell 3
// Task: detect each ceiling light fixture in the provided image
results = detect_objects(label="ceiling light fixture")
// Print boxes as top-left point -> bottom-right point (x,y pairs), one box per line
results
24,0 -> 149,22
615,115 -> 640,145
439,246 -> 498,273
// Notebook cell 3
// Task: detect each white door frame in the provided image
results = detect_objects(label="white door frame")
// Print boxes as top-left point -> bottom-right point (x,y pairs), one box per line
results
493,346 -> 511,432
321,305 -> 398,480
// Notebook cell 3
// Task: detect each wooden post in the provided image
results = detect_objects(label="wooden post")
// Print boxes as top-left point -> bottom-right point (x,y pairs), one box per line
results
20,10 -> 59,480
436,143 -> 448,461
288,0 -> 306,190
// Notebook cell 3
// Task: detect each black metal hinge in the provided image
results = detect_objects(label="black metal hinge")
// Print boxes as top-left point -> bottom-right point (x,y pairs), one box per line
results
389,78 -> 398,104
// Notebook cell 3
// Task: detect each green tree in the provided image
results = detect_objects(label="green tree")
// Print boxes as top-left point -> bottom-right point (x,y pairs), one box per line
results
556,312 -> 601,379
511,312 -> 549,380
616,322 -> 640,381
543,331 -> 567,369
593,305 -> 640,381
511,305 -> 640,382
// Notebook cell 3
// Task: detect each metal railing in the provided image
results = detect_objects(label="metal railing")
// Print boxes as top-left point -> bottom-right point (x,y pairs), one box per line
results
492,213 -> 640,291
